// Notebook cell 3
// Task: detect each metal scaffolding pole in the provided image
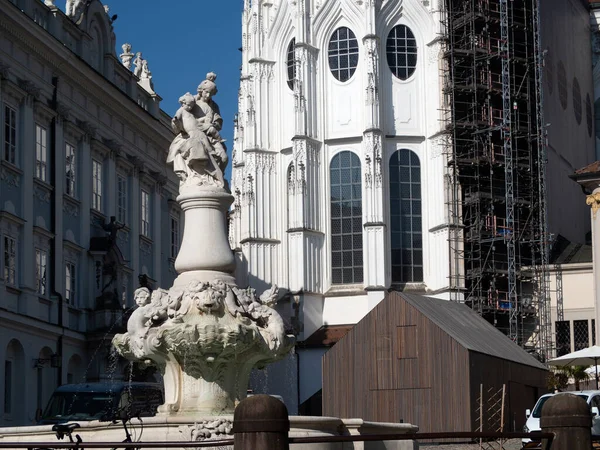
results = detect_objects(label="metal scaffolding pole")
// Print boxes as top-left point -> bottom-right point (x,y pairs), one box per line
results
532,0 -> 552,360
500,0 -> 518,343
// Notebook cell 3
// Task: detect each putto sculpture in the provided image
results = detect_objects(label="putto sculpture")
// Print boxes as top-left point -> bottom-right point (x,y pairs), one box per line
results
113,72 -> 294,415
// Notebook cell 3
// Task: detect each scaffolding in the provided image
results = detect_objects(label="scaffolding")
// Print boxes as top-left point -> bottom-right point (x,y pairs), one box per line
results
442,0 -> 552,360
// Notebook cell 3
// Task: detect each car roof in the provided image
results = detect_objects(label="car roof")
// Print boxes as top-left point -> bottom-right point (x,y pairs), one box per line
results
53,382 -> 162,394
537,391 -> 600,402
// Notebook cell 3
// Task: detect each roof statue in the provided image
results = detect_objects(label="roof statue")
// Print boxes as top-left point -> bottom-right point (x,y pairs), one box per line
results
66,0 -> 86,24
120,43 -> 134,69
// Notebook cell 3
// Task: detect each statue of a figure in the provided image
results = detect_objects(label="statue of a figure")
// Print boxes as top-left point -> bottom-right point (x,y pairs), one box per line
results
102,216 -> 125,248
141,60 -> 151,79
133,52 -> 143,78
66,0 -> 85,22
166,73 -> 228,189
120,43 -> 134,69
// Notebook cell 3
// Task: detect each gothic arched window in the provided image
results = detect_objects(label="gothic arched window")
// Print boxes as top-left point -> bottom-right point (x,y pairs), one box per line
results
389,149 -> 422,282
286,39 -> 296,90
386,25 -> 417,80
330,151 -> 363,284
328,27 -> 359,82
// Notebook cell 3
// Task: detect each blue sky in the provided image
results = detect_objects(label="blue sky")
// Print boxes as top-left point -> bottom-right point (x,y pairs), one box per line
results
109,1 -> 244,178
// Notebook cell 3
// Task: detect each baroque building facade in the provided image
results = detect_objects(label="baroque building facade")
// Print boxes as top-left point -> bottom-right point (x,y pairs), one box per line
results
0,0 -> 179,425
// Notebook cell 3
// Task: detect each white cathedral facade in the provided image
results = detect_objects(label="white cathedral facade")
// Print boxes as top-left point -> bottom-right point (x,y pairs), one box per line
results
229,0 -> 449,407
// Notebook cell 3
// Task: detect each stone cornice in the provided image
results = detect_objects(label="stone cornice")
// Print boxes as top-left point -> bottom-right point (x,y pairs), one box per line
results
0,7 -> 173,144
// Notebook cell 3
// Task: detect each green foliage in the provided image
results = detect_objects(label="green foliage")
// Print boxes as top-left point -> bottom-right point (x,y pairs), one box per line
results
547,366 -> 591,391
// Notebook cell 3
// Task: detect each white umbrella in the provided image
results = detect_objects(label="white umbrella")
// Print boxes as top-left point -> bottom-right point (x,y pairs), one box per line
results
547,345 -> 600,390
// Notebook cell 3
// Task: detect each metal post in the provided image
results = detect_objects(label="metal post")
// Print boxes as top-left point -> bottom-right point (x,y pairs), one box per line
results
541,393 -> 591,450
233,394 -> 290,450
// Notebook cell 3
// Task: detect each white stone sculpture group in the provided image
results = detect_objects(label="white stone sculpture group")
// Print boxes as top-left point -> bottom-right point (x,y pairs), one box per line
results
167,73 -> 228,190
113,72 -> 293,415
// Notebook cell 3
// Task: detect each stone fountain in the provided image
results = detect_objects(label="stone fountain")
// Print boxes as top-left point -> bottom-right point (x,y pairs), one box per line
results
0,74 -> 418,449
111,72 -> 295,416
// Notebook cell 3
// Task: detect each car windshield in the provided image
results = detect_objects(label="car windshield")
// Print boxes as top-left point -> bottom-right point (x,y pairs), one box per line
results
41,392 -> 118,422
532,394 -> 589,418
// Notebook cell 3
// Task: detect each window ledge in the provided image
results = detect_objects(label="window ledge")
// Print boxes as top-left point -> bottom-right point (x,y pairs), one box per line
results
38,295 -> 51,304
140,234 -> 153,245
63,193 -> 80,205
5,285 -> 21,295
325,284 -> 366,297
0,159 -> 22,175
33,177 -> 54,192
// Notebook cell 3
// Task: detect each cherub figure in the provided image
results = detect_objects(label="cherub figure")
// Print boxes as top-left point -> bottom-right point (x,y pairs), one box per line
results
167,93 -> 212,183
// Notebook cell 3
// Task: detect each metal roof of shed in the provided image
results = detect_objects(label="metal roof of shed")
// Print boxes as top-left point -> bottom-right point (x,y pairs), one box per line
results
397,292 -> 548,371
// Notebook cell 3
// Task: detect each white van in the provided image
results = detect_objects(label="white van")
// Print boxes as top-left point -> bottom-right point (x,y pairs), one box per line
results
522,391 -> 600,445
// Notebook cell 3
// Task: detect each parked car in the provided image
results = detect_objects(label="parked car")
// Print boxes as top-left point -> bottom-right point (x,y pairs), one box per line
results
37,382 -> 164,425
522,390 -> 600,446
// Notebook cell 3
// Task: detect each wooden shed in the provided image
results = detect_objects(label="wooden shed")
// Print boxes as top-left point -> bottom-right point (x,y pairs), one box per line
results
322,292 -> 548,434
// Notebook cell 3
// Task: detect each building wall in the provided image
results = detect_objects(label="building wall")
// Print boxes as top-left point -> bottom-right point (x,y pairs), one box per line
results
542,0 -> 596,244
322,293 -> 472,433
0,0 -> 179,426
230,0 -> 449,409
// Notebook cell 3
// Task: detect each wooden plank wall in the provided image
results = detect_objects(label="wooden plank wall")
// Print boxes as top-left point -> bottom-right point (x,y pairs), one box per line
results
322,292 -> 471,433
468,352 -> 547,432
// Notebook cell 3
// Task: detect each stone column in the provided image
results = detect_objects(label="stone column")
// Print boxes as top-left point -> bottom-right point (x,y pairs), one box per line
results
586,188 -> 600,344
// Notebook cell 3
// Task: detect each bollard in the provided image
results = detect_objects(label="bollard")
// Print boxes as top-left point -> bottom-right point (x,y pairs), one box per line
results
233,394 -> 290,450
541,393 -> 592,450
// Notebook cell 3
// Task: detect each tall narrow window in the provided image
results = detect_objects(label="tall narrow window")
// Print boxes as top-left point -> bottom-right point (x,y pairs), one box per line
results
574,319 -> 589,351
330,151 -> 363,284
35,249 -> 47,296
141,189 -> 150,237
65,262 -> 76,306
4,360 -> 12,414
170,216 -> 180,259
286,39 -> 296,90
117,175 -> 127,224
556,320 -> 571,357
92,159 -> 102,212
65,143 -> 76,197
4,105 -> 17,165
389,149 -> 422,282
35,125 -> 47,181
3,236 -> 16,286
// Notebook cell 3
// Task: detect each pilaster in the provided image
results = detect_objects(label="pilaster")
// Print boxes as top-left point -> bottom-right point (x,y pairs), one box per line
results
53,112 -> 66,295
79,126 -> 92,308
21,92 -> 35,291
587,188 -> 600,344
153,175 -> 166,283
128,155 -> 143,284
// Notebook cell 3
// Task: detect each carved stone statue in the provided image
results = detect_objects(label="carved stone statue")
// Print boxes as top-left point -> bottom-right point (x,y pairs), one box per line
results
133,52 -> 143,78
166,73 -> 228,190
120,43 -> 134,69
66,0 -> 85,23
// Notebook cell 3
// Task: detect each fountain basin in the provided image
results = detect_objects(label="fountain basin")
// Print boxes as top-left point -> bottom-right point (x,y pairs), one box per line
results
0,416 -> 419,449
